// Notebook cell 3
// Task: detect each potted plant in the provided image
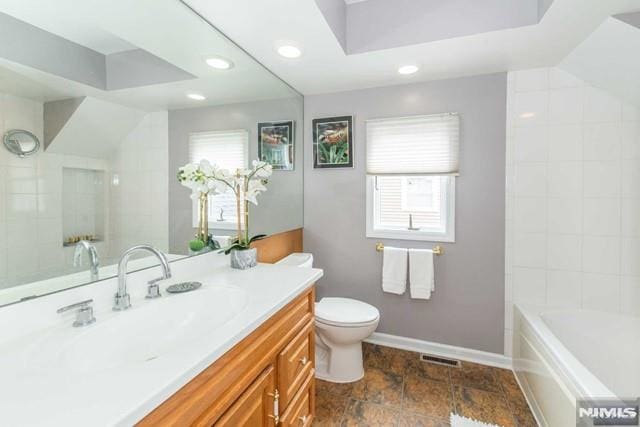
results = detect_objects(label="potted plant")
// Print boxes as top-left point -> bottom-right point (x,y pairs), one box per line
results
178,159 -> 273,269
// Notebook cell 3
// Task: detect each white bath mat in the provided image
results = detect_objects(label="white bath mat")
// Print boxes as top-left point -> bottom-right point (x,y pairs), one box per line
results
450,413 -> 500,427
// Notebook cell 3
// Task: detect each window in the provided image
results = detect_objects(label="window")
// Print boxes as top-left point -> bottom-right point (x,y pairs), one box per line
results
188,130 -> 248,229
365,114 -> 459,242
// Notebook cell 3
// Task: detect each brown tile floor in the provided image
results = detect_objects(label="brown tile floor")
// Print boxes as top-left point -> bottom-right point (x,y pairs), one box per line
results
314,343 -> 537,427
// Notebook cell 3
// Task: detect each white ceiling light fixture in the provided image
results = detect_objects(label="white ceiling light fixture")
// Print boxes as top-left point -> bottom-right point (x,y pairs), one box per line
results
398,65 -> 419,75
205,56 -> 234,70
276,43 -> 303,59
187,93 -> 206,101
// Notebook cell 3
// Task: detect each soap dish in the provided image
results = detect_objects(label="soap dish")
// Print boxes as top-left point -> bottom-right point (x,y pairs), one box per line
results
166,281 -> 202,293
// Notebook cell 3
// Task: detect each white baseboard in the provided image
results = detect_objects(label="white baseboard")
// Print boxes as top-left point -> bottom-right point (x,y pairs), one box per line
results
365,332 -> 513,370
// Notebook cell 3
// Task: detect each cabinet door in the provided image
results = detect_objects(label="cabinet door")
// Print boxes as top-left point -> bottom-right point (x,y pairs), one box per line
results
214,365 -> 277,427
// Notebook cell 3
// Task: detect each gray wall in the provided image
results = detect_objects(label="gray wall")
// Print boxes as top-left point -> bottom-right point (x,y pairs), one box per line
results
304,73 -> 507,354
168,97 -> 304,254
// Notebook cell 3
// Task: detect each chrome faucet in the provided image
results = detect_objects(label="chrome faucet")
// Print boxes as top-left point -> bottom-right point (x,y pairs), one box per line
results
73,240 -> 99,281
113,245 -> 172,311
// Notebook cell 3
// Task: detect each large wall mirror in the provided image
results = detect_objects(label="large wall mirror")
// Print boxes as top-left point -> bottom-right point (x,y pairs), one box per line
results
0,0 -> 303,307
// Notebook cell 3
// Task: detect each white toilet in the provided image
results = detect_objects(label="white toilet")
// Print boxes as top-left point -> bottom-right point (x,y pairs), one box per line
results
277,253 -> 380,383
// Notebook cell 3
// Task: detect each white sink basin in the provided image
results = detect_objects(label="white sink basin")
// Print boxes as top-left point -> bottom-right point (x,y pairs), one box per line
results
9,285 -> 248,376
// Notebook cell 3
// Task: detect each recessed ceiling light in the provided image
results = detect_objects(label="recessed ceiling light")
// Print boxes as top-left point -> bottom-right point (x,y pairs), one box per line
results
187,93 -> 206,101
398,65 -> 419,75
520,112 -> 536,119
277,44 -> 302,59
205,56 -> 233,70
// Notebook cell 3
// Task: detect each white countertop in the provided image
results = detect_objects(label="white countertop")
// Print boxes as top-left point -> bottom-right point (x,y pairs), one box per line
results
0,253 -> 185,307
0,252 -> 323,426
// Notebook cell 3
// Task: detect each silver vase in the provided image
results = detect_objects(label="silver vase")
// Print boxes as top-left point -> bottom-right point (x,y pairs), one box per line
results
230,248 -> 257,269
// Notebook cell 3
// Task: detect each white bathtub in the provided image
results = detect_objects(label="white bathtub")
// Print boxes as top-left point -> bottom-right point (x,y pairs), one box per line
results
513,305 -> 640,426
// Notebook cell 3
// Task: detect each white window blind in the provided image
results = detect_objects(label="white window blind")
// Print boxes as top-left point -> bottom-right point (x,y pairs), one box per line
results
188,130 -> 248,227
188,130 -> 248,168
366,113 -> 460,175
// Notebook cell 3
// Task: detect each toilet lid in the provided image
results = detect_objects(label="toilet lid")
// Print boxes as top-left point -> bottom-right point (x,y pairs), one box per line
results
316,298 -> 379,326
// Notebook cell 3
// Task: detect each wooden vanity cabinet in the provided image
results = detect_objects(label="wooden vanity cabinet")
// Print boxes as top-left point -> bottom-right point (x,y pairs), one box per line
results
279,371 -> 315,427
138,286 -> 315,427
213,366 -> 277,427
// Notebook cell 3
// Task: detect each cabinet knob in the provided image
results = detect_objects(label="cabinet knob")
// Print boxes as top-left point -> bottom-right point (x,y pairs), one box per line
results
299,356 -> 308,365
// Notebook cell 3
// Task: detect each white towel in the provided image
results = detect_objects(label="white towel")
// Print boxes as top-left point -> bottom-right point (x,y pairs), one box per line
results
409,248 -> 435,300
382,246 -> 408,294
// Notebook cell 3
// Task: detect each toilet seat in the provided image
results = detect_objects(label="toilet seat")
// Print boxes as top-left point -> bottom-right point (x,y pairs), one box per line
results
316,297 -> 379,328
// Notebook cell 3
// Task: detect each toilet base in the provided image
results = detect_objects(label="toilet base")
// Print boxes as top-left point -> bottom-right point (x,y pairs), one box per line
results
314,341 -> 366,383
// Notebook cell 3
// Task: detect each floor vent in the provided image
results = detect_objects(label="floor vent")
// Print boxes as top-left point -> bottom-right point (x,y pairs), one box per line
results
419,353 -> 461,368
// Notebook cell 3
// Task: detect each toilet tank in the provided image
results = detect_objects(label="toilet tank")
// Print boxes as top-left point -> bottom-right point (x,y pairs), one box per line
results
276,253 -> 313,268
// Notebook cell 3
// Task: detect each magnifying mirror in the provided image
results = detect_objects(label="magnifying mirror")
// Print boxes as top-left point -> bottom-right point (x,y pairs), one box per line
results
3,129 -> 40,158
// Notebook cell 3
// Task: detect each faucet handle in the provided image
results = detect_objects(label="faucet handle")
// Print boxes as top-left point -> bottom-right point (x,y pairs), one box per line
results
146,277 -> 166,299
57,299 -> 96,327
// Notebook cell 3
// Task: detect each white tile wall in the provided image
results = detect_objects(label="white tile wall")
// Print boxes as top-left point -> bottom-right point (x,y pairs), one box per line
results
63,167 -> 109,249
504,67 -> 640,355
0,93 -> 169,289
107,112 -> 169,259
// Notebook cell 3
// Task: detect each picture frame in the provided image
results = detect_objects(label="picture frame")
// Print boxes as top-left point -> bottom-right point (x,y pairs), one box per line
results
312,115 -> 353,169
258,120 -> 294,171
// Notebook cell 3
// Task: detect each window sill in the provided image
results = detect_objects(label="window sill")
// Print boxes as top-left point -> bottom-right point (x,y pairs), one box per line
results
191,221 -> 238,231
209,221 -> 238,231
366,228 -> 455,243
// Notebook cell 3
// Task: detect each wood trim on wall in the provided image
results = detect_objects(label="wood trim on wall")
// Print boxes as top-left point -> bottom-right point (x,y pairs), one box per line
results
251,228 -> 303,263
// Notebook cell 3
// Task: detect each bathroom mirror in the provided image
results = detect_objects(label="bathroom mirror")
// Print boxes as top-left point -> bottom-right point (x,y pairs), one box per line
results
0,0 -> 303,307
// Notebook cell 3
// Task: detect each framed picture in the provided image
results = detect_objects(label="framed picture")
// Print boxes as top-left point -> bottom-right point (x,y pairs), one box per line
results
258,120 -> 294,171
312,116 -> 353,168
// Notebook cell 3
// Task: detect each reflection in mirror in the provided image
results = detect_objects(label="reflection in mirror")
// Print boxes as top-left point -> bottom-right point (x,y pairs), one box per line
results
0,0 -> 303,306
3,129 -> 40,157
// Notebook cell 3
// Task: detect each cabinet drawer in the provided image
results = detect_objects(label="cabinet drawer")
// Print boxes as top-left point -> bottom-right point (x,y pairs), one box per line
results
280,370 -> 315,427
277,321 -> 314,409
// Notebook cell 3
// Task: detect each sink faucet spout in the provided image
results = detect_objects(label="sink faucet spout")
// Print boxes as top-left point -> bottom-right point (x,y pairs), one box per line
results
73,240 -> 100,281
113,245 -> 172,311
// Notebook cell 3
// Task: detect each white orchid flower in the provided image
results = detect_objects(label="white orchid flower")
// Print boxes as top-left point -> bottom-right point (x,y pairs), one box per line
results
183,163 -> 197,175
249,179 -> 267,193
199,159 -> 214,175
208,178 -> 228,194
245,179 -> 267,206
253,162 -> 273,179
214,168 -> 232,180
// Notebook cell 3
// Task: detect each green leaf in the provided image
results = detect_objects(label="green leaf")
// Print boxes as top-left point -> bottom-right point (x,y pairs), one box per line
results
318,143 -> 330,162
335,144 -> 348,163
221,242 -> 247,255
329,144 -> 337,162
249,234 -> 267,243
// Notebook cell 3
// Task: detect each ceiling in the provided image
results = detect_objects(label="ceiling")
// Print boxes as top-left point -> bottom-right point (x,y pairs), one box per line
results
183,0 -> 640,95
560,14 -> 640,107
0,0 -> 298,111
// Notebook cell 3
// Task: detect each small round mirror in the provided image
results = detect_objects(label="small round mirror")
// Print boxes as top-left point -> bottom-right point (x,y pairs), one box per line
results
3,129 -> 40,158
